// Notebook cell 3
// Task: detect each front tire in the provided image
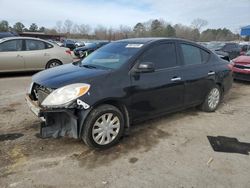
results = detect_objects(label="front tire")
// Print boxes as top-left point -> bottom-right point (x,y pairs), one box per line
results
82,104 -> 125,149
200,85 -> 222,112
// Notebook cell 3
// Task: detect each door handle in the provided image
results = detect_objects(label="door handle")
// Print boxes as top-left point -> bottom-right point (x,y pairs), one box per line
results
44,53 -> 49,56
171,77 -> 182,81
208,71 -> 215,75
16,54 -> 23,58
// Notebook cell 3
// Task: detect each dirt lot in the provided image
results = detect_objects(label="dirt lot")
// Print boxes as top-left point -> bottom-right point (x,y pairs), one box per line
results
0,73 -> 250,188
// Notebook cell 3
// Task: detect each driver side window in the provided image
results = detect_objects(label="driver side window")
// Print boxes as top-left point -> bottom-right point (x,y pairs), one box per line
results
139,43 -> 177,70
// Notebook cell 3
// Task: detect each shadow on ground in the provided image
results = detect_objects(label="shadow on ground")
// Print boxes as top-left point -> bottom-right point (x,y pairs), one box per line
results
0,71 -> 38,78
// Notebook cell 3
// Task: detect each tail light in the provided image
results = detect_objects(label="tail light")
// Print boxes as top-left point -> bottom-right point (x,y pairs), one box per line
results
65,50 -> 71,55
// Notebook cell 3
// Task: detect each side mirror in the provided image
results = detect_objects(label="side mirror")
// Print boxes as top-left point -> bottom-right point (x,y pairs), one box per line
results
135,62 -> 155,73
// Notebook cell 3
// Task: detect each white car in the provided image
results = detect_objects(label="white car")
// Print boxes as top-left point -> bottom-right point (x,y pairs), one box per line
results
0,37 -> 73,73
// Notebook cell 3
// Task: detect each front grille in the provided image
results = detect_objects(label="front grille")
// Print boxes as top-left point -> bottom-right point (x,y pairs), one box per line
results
31,83 -> 53,104
234,64 -> 250,69
37,90 -> 49,104
233,73 -> 250,81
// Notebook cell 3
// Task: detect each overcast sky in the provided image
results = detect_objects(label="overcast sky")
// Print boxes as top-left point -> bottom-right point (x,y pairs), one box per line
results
1,0 -> 250,32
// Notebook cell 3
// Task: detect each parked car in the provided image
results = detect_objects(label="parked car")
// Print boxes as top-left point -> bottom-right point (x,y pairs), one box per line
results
0,32 -> 18,39
26,38 -> 233,149
231,50 -> 250,81
74,41 -> 109,58
239,44 -> 250,55
200,42 -> 229,61
214,50 -> 230,61
47,39 -> 63,47
0,37 -> 73,73
206,42 -> 241,60
63,40 -> 76,51
75,41 -> 85,47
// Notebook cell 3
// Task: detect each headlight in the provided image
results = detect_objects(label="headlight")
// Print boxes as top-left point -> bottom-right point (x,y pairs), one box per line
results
41,83 -> 90,107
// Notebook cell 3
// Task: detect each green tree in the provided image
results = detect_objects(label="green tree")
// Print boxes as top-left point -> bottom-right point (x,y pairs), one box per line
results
13,22 -> 25,33
150,19 -> 164,37
133,22 -> 146,37
163,25 -> 176,37
0,20 -> 9,32
29,23 -> 38,32
39,26 -> 46,32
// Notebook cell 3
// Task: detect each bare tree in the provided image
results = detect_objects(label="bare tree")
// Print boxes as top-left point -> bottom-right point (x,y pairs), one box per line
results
56,21 -> 62,33
79,24 -> 91,35
72,24 -> 80,34
119,25 -> 131,39
191,18 -> 208,31
94,25 -> 107,40
63,19 -> 73,33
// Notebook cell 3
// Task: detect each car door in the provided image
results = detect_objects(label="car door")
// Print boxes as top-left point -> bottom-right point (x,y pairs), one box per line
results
178,42 -> 215,106
130,42 -> 184,120
23,39 -> 51,70
0,39 -> 25,72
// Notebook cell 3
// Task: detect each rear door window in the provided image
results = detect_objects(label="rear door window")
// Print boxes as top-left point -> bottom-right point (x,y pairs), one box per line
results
0,40 -> 22,52
25,39 -> 46,51
181,44 -> 210,65
139,43 -> 178,69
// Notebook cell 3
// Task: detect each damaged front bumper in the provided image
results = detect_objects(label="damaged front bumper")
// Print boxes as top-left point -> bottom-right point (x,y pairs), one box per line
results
25,94 -> 90,139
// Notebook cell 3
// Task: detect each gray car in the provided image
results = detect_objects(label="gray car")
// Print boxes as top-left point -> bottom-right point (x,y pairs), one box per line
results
0,37 -> 73,73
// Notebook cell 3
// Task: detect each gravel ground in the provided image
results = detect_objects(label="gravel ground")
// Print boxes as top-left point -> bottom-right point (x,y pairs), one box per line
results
0,73 -> 250,188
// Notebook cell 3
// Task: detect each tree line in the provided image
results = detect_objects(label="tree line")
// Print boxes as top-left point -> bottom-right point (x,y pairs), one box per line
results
0,19 -> 242,42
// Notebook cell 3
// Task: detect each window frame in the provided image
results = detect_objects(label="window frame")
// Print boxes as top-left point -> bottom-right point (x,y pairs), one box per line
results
135,41 -> 180,71
178,42 -> 211,67
0,39 -> 24,52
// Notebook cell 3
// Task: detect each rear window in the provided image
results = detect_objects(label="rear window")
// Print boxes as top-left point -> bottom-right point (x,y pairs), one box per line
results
181,44 -> 210,65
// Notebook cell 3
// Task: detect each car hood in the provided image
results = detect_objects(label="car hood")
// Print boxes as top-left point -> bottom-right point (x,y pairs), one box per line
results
233,56 -> 250,64
32,63 -> 111,89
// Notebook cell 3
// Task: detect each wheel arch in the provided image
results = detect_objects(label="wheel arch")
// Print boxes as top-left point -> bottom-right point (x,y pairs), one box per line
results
79,99 -> 131,138
46,59 -> 63,68
215,82 -> 224,94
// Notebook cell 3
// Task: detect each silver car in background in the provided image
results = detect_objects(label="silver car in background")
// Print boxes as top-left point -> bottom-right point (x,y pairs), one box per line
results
0,37 -> 73,73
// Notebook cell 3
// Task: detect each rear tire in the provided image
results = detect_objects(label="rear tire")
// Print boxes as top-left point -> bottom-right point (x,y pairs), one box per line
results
82,104 -> 125,149
46,60 -> 62,69
200,85 -> 222,112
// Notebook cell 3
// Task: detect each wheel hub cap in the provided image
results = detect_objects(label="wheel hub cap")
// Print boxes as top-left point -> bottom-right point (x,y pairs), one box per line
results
208,88 -> 220,109
92,113 -> 120,145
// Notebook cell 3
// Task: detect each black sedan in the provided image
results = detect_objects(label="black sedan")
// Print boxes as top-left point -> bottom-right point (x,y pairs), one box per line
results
74,41 -> 109,58
26,38 -> 233,149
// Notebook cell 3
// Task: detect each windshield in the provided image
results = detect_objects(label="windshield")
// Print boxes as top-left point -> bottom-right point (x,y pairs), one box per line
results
80,42 -> 143,69
207,42 -> 225,50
